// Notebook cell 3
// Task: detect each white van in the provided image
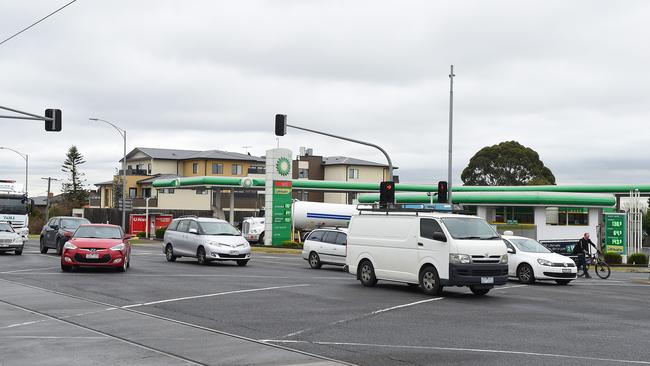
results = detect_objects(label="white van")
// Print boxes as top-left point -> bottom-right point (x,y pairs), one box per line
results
345,211 -> 508,296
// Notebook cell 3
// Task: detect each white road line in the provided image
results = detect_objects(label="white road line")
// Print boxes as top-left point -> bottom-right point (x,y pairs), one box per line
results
492,284 -> 528,290
0,272 -> 351,281
0,266 -> 57,274
261,340 -> 650,365
0,319 -> 47,329
283,297 -> 444,339
370,297 -> 444,315
122,284 -> 310,308
0,299 -> 206,366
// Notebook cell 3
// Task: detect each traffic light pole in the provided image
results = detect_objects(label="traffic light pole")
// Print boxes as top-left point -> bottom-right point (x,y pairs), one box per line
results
0,105 -> 61,131
284,123 -> 394,181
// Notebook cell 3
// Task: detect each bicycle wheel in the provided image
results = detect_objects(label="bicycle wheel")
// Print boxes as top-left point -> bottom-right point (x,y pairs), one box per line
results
594,261 -> 610,279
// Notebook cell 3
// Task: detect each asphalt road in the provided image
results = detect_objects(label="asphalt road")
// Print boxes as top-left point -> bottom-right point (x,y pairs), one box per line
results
1,240 -> 649,366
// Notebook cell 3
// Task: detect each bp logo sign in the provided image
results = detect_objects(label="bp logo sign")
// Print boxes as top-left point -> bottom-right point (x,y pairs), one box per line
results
276,157 -> 291,176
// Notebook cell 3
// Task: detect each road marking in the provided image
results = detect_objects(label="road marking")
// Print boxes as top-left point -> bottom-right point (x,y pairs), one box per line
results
122,284 -> 309,308
0,266 -> 57,274
0,298 -> 207,366
0,272 -> 352,281
283,297 -> 444,339
1,335 -> 107,339
371,297 -> 444,315
0,277 -> 354,366
0,319 -> 47,329
261,340 -> 650,365
492,284 -> 528,290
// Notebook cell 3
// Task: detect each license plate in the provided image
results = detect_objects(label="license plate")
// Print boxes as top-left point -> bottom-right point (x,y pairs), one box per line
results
0,244 -> 8,247
86,253 -> 99,259
229,250 -> 238,255
481,277 -> 494,284
562,268 -> 571,273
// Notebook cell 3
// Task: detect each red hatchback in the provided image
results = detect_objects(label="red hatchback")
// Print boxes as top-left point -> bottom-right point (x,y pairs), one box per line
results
61,224 -> 132,272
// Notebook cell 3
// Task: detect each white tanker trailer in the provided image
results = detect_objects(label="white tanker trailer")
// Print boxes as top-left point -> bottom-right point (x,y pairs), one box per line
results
241,201 -> 359,243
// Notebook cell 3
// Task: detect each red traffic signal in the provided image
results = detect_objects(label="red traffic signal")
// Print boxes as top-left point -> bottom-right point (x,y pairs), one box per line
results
437,181 -> 448,203
380,181 -> 395,208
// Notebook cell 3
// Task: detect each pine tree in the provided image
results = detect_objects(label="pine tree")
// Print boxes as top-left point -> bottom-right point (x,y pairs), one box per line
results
61,145 -> 89,208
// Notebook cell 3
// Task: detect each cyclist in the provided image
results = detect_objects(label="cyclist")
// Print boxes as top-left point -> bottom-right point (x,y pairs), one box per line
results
573,233 -> 600,278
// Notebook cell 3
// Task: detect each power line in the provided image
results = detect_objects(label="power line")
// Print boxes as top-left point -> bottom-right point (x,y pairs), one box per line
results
0,0 -> 78,47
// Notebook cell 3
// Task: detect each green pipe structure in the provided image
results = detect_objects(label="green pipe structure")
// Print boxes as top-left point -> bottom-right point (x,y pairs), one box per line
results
357,192 -> 616,207
152,176 -> 650,197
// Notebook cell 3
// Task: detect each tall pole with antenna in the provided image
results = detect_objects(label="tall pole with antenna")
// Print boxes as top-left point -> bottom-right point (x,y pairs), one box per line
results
447,65 -> 455,205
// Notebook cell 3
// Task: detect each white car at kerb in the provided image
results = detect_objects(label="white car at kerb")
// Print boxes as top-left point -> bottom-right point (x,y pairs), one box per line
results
502,234 -> 577,285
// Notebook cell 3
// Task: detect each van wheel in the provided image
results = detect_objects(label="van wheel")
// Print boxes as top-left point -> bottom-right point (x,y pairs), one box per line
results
308,252 -> 322,269
40,237 -> 48,254
165,244 -> 177,262
517,263 -> 535,284
359,260 -> 377,287
258,232 -> 265,244
469,286 -> 490,296
419,266 -> 442,295
197,247 -> 209,265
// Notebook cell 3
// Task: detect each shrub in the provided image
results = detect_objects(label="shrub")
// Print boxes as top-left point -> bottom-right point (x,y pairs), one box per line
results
155,227 -> 166,239
136,232 -> 147,239
604,252 -> 622,265
628,253 -> 648,265
281,241 -> 303,249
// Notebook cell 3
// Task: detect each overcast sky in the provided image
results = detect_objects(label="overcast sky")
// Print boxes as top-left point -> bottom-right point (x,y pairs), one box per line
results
1,0 -> 649,197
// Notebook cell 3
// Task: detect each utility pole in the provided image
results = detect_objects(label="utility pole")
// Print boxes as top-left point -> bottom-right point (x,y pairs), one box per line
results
447,65 -> 455,205
41,177 -> 60,222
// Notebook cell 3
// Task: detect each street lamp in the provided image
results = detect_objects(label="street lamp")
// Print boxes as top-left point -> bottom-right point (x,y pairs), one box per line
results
89,118 -> 127,230
0,147 -> 28,197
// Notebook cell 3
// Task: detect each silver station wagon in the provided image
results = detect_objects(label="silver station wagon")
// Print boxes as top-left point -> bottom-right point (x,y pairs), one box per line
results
163,217 -> 251,266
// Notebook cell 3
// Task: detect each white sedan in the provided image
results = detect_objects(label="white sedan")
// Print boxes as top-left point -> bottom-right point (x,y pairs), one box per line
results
502,234 -> 577,285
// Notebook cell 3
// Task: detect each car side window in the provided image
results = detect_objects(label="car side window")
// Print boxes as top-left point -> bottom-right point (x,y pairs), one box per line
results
189,221 -> 199,233
177,220 -> 189,233
335,233 -> 347,246
420,218 -> 444,240
308,230 -> 324,242
322,231 -> 338,244
168,220 -> 179,231
51,218 -> 59,228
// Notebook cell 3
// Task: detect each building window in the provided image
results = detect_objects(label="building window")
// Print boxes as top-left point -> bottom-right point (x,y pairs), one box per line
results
147,163 -> 152,174
494,206 -> 534,224
232,164 -> 243,175
142,188 -> 151,198
248,166 -> 265,174
348,168 -> 359,180
212,163 -> 224,174
547,207 -> 589,226
192,163 -> 199,174
196,188 -> 207,194
129,188 -> 137,198
347,193 -> 358,204
298,168 -> 309,178
168,189 -> 175,194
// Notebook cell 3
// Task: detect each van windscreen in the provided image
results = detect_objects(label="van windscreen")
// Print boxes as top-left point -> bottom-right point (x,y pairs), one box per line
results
440,218 -> 499,240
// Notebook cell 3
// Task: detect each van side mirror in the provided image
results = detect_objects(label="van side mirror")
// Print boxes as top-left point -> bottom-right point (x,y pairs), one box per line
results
507,248 -> 515,254
432,232 -> 447,242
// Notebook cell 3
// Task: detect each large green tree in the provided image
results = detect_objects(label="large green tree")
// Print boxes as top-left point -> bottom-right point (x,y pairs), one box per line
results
61,145 -> 89,207
461,141 -> 556,186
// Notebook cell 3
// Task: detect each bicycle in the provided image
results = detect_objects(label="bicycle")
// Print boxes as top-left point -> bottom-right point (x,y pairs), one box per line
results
575,252 -> 611,279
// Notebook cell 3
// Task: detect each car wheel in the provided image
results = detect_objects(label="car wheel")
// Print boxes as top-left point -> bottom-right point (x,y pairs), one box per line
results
14,248 -> 22,255
469,286 -> 490,296
308,252 -> 322,269
56,238 -> 63,256
517,263 -> 535,284
61,264 -> 72,272
118,258 -> 128,272
358,260 -> 378,287
165,244 -> 177,262
258,232 -> 265,244
39,237 -> 48,254
555,280 -> 571,285
236,259 -> 249,266
419,265 -> 442,296
197,247 -> 209,265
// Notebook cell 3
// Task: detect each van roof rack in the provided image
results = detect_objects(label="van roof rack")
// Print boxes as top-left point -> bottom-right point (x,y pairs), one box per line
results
356,203 -> 467,215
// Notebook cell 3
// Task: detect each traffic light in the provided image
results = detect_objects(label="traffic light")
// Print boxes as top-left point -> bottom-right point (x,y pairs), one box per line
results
275,114 -> 287,136
44,109 -> 62,132
379,181 -> 395,208
437,181 -> 448,203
